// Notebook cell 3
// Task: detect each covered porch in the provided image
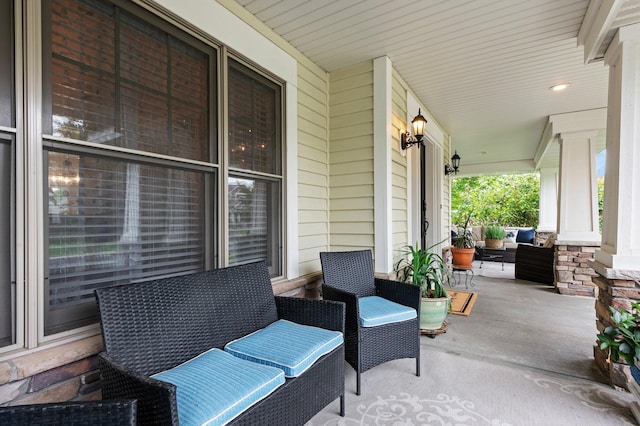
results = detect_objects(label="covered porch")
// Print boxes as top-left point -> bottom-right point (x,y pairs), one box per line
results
1,0 -> 640,421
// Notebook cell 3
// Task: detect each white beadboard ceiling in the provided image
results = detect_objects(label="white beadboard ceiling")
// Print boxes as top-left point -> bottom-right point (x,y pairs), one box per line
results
232,0 -> 640,175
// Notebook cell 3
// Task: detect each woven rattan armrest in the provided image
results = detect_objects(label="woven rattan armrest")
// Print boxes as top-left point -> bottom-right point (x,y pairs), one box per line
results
321,284 -> 361,332
99,352 -> 178,426
275,297 -> 345,333
0,400 -> 136,426
375,278 -> 422,311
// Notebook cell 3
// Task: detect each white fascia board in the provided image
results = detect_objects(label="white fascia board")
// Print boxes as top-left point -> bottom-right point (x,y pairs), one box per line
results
549,108 -> 607,135
578,0 -> 624,63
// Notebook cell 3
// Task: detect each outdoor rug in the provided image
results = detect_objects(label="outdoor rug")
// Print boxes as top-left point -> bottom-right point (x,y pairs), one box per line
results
306,350 -> 634,426
449,289 -> 477,316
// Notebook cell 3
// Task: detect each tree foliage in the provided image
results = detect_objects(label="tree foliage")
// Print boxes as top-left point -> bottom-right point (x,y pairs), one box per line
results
451,173 -> 540,227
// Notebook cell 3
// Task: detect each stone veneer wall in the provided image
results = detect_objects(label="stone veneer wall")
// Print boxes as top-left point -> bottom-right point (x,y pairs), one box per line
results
554,242 -> 599,297
592,264 -> 640,388
0,274 -> 320,406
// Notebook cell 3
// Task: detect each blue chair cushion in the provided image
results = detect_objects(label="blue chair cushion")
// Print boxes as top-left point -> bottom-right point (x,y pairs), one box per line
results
151,348 -> 285,426
358,296 -> 417,327
224,319 -> 343,377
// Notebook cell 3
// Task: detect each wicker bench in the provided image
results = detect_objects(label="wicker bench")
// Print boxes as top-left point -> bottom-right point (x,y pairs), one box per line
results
95,261 -> 345,426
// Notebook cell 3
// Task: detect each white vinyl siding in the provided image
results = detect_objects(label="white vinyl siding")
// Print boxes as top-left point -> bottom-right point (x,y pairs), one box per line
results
329,61 -> 374,252
296,61 -> 329,275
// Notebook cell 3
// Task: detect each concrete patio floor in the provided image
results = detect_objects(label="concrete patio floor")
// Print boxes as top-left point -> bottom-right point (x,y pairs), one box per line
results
431,260 -> 608,384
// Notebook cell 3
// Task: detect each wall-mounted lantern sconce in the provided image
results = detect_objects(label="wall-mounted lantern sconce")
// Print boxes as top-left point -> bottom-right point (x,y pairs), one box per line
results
401,109 -> 428,150
444,151 -> 461,175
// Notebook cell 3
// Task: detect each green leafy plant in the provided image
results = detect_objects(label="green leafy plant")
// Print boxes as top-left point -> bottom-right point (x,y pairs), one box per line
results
452,213 -> 475,249
597,302 -> 640,365
451,174 -> 540,227
394,241 -> 449,298
484,225 -> 505,240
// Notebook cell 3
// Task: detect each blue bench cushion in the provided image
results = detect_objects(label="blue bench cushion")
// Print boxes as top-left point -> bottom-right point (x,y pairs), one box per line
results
151,348 -> 285,426
358,296 -> 417,327
224,319 -> 343,377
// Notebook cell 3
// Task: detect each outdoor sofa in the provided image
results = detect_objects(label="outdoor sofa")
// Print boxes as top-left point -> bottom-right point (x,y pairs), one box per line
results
452,226 -> 538,263
95,261 -> 346,426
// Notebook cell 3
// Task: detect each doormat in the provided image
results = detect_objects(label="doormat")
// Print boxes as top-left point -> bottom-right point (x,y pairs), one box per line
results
449,290 -> 477,316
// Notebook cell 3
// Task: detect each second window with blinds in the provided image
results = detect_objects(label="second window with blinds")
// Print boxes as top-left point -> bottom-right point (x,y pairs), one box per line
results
227,59 -> 282,277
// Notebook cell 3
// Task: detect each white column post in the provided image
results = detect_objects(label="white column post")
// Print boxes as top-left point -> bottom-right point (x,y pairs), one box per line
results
538,167 -> 558,233
594,24 -> 640,272
556,131 -> 601,243
373,56 -> 393,273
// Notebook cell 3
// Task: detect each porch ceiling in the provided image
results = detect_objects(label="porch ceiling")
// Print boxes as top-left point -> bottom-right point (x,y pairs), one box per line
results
232,0 -> 640,175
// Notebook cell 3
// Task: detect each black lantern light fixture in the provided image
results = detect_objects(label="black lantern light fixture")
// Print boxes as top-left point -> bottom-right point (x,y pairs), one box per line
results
401,109 -> 428,150
444,151 -> 461,175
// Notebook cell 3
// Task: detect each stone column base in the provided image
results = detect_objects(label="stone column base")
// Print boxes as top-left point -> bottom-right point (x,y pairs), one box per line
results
554,242 -> 599,297
592,262 -> 640,388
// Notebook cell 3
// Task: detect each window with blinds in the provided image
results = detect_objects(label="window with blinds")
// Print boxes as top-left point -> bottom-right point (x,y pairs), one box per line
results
228,60 -> 282,276
43,0 -> 215,335
0,0 -> 15,348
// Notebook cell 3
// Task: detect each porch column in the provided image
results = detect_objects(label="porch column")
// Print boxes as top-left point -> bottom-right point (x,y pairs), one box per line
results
594,25 -> 640,272
373,56 -> 393,273
547,108 -> 606,297
592,24 -> 640,388
537,167 -> 558,233
556,130 -> 601,243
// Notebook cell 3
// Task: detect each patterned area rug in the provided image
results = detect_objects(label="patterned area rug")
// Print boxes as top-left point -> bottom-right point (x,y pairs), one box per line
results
306,350 -> 634,426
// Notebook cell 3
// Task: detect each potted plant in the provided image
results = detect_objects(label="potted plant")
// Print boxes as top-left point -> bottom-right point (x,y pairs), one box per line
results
394,241 -> 450,331
597,301 -> 640,369
451,214 -> 475,268
484,225 -> 505,248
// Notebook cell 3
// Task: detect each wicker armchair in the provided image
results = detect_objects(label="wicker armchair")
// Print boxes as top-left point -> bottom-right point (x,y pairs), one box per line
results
0,400 -> 136,426
515,244 -> 555,285
320,250 -> 421,395
95,261 -> 345,426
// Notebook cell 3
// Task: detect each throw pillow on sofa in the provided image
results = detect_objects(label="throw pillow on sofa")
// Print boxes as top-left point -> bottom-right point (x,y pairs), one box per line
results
516,228 -> 535,244
504,231 -> 517,244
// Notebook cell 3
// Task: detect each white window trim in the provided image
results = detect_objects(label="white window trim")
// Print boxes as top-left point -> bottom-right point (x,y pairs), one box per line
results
152,0 -> 299,278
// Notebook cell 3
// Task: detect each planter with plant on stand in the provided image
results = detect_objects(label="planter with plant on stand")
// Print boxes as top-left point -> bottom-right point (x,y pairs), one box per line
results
597,301 -> 640,422
395,241 -> 450,337
451,214 -> 475,269
484,224 -> 505,249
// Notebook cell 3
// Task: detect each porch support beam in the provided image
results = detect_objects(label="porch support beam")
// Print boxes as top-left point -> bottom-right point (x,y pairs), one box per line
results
537,167 -> 558,233
595,24 -> 640,272
549,109 -> 606,244
373,56 -> 393,273
555,130 -> 601,244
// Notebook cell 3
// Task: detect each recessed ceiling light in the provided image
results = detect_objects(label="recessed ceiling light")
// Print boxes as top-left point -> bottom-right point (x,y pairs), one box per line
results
550,83 -> 570,92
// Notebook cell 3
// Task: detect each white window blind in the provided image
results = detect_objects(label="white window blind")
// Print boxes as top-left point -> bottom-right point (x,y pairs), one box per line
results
43,0 -> 214,335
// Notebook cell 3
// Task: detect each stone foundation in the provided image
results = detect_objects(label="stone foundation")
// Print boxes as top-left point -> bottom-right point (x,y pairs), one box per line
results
554,242 -> 599,297
592,262 -> 640,388
0,336 -> 103,406
0,273 -> 318,406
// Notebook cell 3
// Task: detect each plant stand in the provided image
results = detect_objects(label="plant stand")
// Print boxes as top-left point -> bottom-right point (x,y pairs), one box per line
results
420,322 -> 447,338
